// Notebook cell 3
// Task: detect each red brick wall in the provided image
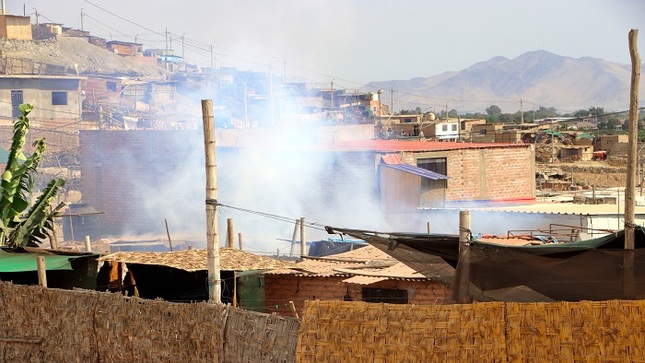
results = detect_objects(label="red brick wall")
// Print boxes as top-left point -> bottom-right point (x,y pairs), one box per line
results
444,146 -> 535,202
264,274 -> 451,318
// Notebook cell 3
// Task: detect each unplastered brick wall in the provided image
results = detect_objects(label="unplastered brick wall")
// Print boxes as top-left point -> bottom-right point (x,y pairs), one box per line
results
264,274 -> 450,318
445,145 -> 535,202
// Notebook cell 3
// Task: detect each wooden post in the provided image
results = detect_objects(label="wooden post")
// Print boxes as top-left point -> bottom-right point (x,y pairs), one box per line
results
165,219 -> 174,251
202,99 -> 221,304
117,262 -> 123,293
227,218 -> 234,248
238,232 -> 243,250
625,29 -> 641,250
36,256 -> 47,287
289,301 -> 299,319
84,235 -> 91,253
427,222 -> 431,234
300,217 -> 306,257
624,29 -> 640,299
455,210 -> 472,303
232,271 -> 237,308
289,219 -> 299,257
49,206 -> 58,250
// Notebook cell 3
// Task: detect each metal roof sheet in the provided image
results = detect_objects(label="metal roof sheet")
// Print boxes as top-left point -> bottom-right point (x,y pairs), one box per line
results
380,163 -> 448,180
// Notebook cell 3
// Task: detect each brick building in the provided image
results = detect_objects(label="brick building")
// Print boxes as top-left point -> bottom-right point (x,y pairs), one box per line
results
78,130 -> 535,237
265,245 -> 451,317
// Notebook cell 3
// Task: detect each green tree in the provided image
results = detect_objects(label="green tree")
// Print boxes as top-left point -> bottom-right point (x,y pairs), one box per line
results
0,103 -> 65,248
486,105 -> 502,116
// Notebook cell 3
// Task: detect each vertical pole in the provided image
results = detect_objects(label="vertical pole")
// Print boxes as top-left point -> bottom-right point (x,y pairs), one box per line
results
390,87 -> 394,114
84,235 -> 92,253
289,219 -> 299,257
300,217 -> 306,257
165,219 -> 174,252
238,233 -> 243,250
202,99 -> 221,304
80,8 -> 84,31
625,29 -> 641,250
227,218 -> 234,248
269,60 -> 274,126
455,210 -> 472,303
233,271 -> 237,308
37,256 -> 47,287
427,222 -> 431,234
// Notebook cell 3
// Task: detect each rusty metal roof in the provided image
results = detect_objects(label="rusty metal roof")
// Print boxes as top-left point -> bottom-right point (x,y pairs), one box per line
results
380,163 -> 448,180
267,245 -> 429,283
99,248 -> 295,272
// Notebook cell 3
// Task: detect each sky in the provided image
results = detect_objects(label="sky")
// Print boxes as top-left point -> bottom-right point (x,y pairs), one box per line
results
7,0 -> 645,91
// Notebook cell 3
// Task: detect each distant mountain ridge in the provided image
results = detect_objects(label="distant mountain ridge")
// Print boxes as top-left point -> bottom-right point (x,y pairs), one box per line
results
366,50 -> 644,114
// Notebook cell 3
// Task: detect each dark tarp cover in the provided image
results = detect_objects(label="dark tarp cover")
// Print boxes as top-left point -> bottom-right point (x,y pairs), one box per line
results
325,226 -> 645,302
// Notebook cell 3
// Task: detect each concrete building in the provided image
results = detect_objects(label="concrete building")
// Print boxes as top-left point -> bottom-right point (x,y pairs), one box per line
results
0,75 -> 84,120
0,14 -> 32,40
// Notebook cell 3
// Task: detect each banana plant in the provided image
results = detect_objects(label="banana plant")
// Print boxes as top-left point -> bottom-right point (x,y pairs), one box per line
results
0,103 -> 65,248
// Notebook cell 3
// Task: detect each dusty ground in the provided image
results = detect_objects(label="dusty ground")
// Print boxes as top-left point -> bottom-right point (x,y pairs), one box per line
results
537,157 -> 628,189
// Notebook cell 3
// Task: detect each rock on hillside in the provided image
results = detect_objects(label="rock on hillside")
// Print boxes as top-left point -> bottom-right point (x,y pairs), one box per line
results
0,37 -> 165,78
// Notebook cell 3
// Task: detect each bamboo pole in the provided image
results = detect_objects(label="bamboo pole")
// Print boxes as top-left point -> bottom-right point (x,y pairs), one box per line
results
84,235 -> 91,252
202,99 -> 221,304
300,217 -> 306,257
165,219 -> 173,251
289,219 -> 299,257
625,29 -> 641,249
455,210 -> 472,303
37,256 -> 47,287
227,218 -> 234,248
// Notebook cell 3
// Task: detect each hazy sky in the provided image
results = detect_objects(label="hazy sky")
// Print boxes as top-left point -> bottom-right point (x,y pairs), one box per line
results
9,0 -> 645,90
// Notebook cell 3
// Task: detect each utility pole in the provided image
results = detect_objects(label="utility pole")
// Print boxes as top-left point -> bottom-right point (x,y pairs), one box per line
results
390,87 -> 394,114
181,33 -> 185,62
269,59 -> 274,126
330,80 -> 334,109
520,98 -> 524,123
210,45 -> 214,69
445,102 -> 449,120
80,8 -> 84,31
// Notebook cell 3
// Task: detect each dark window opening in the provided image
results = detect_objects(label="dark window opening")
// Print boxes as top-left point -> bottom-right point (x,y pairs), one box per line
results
11,90 -> 23,118
106,81 -> 117,92
417,157 -> 447,176
362,288 -> 408,304
52,91 -> 68,106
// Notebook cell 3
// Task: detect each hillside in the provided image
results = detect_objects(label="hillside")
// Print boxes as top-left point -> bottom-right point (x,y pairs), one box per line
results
0,37 -> 165,78
367,50 -> 645,113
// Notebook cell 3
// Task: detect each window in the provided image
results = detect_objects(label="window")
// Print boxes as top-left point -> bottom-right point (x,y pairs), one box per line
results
441,124 -> 448,132
417,157 -> 447,175
11,90 -> 23,118
106,81 -> 117,92
452,124 -> 458,131
52,91 -> 68,105
362,288 -> 408,304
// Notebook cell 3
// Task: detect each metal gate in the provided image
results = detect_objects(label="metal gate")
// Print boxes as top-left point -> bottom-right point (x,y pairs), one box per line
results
11,90 -> 23,118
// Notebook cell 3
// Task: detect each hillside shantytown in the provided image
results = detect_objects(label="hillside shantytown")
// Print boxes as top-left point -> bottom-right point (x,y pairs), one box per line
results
0,13 -> 644,362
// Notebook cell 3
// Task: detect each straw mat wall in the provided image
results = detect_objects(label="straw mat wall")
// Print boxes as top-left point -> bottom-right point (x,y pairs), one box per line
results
297,300 -> 645,362
0,282 -> 299,362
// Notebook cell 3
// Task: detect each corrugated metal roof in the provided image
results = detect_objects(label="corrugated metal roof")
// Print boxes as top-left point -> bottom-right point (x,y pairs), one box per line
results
100,248 -> 295,272
380,163 -> 448,180
342,276 -> 387,285
381,153 -> 403,165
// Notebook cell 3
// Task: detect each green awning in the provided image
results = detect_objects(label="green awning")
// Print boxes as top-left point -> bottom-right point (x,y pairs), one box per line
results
0,249 -> 79,273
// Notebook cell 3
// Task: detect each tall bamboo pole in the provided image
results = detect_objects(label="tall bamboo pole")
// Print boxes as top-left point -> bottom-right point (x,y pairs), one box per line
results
625,29 -> 641,249
202,99 -> 221,303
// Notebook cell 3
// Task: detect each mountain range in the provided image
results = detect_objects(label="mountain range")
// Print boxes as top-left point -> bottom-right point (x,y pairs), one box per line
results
365,50 -> 644,114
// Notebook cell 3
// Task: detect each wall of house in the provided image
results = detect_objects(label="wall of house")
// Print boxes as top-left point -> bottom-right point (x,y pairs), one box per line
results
0,15 -> 32,40
264,274 -> 451,317
406,145 -> 535,203
0,78 -> 81,119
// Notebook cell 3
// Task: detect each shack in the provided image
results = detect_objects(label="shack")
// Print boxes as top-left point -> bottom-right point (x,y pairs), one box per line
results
98,248 -> 294,310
